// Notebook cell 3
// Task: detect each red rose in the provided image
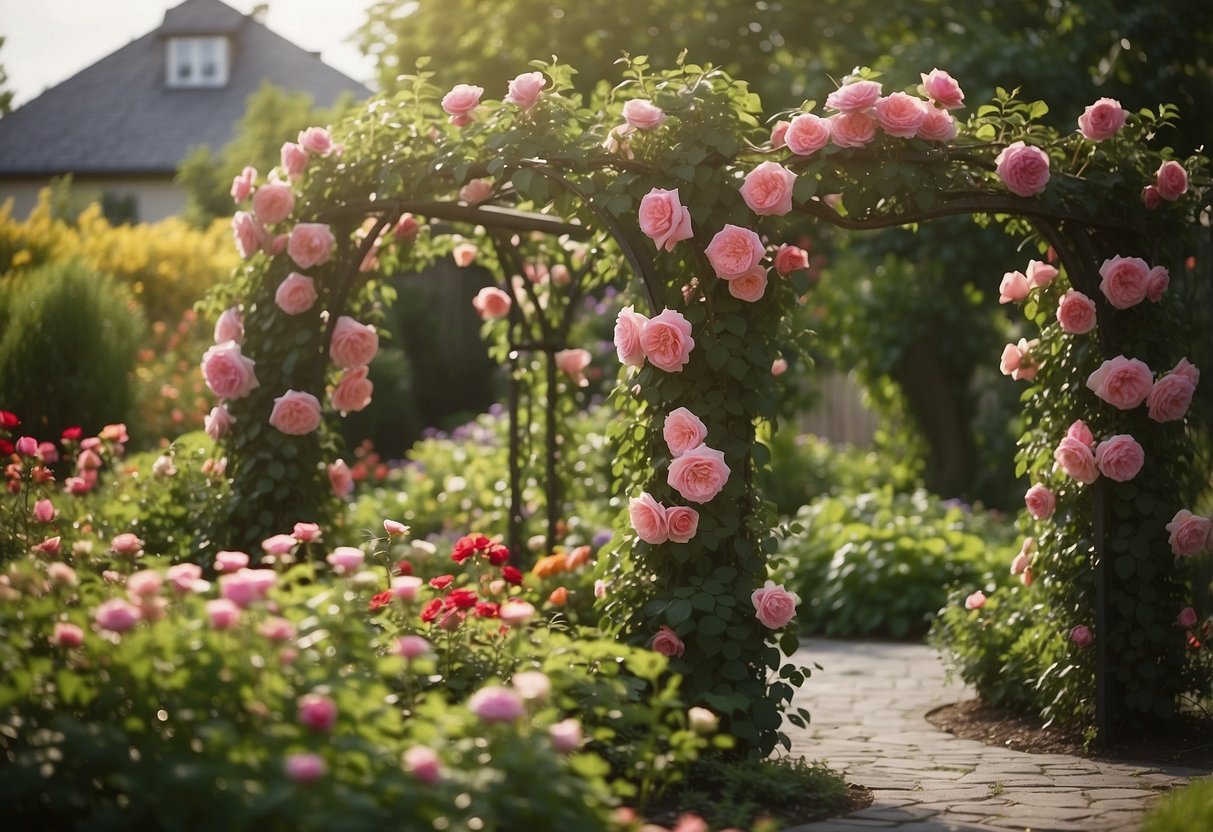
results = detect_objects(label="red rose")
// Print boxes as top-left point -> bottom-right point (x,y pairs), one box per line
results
429,575 -> 454,590
446,588 -> 478,609
475,602 -> 500,618
502,565 -> 523,585
0,411 -> 20,429
487,544 -> 510,566
420,598 -> 443,623
369,590 -> 393,611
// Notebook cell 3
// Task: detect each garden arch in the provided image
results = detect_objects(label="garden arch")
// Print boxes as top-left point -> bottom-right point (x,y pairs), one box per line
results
208,58 -> 1207,754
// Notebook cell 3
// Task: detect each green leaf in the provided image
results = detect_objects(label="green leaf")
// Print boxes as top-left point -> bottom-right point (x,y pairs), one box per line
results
666,599 -> 693,626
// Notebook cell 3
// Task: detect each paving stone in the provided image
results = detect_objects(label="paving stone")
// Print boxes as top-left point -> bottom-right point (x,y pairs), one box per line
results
1081,787 -> 1159,800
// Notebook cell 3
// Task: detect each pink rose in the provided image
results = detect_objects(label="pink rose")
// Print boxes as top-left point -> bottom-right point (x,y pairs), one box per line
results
614,305 -> 649,367
1025,260 -> 1058,289
785,112 -> 831,155
214,306 -> 244,344
206,598 -> 242,630
499,599 -> 535,627
326,546 -> 364,573
1176,607 -> 1199,629
384,519 -> 409,536
1054,435 -> 1098,484
1094,434 -> 1145,482
125,569 -> 161,597
297,693 -> 338,732
231,165 -> 256,202
394,213 -> 419,241
394,635 -> 430,659
1024,484 -> 1056,520
34,536 -> 61,556
505,71 -> 546,110
232,211 -> 265,259
328,459 -> 353,498
292,522 -> 322,542
728,266 -> 768,302
459,178 -> 493,204
94,598 -> 142,632
453,242 -> 477,267
1087,356 -> 1153,409
651,625 -> 685,658
1170,357 -> 1200,386
829,111 -> 878,147
1155,160 -> 1188,201
916,107 -> 957,142
14,435 -> 37,456
874,92 -> 928,138
1068,418 -> 1094,447
472,286 -> 511,320
287,223 -> 335,269
629,493 -> 669,544
665,505 -> 699,544
284,753 -> 327,784
268,390 -> 321,435
549,719 -> 582,753
1077,97 -> 1127,141
201,341 -> 259,399
1070,625 -> 1094,649
554,348 -> 591,387
921,69 -> 965,110
330,366 -> 373,414
48,562 -> 77,586
770,120 -> 790,148
1098,255 -> 1150,309
964,590 -> 987,610
1141,184 -> 1162,209
274,272 -> 318,315
50,621 -> 85,648
775,244 -> 810,277
667,443 -> 730,503
33,498 -> 56,523
391,575 -> 423,601
329,316 -> 379,369
166,563 -> 203,593
204,405 -> 233,441
441,84 -> 483,126
637,188 -> 694,251
214,550 -> 250,572
468,685 -> 524,722
664,407 -> 708,457
999,338 -> 1038,381
622,99 -> 665,130
404,746 -> 442,784
1167,510 -> 1212,557
771,357 -> 788,376
298,126 -> 335,156
825,79 -> 882,113
1147,373 -> 1196,422
280,142 -> 308,180
1146,266 -> 1169,302
995,142 -> 1050,197
252,181 -> 295,225
705,224 -> 764,279
751,580 -> 800,629
740,162 -> 797,216
998,271 -> 1030,304
640,309 -> 695,373
1056,290 -> 1097,334
1010,544 -> 1033,577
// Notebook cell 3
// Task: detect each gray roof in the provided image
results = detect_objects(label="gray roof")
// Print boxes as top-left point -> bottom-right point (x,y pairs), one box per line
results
0,0 -> 371,176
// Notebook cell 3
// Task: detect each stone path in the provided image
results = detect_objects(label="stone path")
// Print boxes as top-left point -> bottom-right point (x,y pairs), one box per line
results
781,639 -> 1210,831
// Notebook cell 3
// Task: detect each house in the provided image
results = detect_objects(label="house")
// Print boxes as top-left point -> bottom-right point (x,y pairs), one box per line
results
0,0 -> 371,221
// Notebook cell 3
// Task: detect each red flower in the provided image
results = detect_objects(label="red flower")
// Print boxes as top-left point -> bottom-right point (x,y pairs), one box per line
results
487,544 -> 510,566
420,598 -> 443,623
429,574 -> 454,590
60,426 -> 82,441
502,565 -> 523,585
0,411 -> 19,429
369,590 -> 393,611
445,588 -> 478,609
0,439 -> 12,456
475,601 -> 500,618
395,560 -> 414,576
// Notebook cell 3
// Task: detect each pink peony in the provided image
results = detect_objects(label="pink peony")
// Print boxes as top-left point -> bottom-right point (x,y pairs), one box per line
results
614,305 -> 649,367
251,181 -> 295,225
651,625 -> 685,657
665,505 -> 700,544
629,493 -> 669,544
51,621 -> 85,648
331,366 -> 374,414
667,443 -> 730,503
468,685 -> 524,722
214,306 -> 244,344
202,341 -> 259,400
230,166 -> 256,202
740,162 -> 797,216
622,99 -> 665,130
1025,260 -> 1058,289
441,84 -> 483,126
214,550 -> 250,572
825,79 -> 882,113
921,69 -> 965,109
752,580 -> 800,629
554,348 -> 591,387
664,407 -> 708,457
268,390 -> 321,435
1166,510 -> 1212,557
206,598 -> 242,630
1098,255 -> 1150,309
964,590 -> 987,610
287,223 -> 335,269
1094,434 -> 1144,482
1024,484 -> 1056,520
284,753 -> 327,784
995,142 -> 1050,197
1077,97 -> 1127,141
637,188 -> 694,251
326,546 -> 365,574
873,92 -> 928,138
292,522 -> 322,542
1155,160 -> 1188,201
232,211 -> 265,259
280,142 -> 308,179
828,111 -> 878,147
166,563 -> 203,593
1056,290 -> 1097,334
1146,266 -> 1169,302
298,126 -> 335,156
775,244 -> 810,277
125,569 -> 161,597
998,271 -> 1030,304
1070,625 -> 1094,649
917,107 -> 958,142
505,71 -> 546,110
705,224 -> 764,279
328,459 -> 353,499
274,273 -> 318,315
404,745 -> 442,784
1147,372 -> 1196,423
297,693 -> 338,732
1054,435 -> 1098,484
261,534 -> 297,556
1087,356 -> 1153,409
785,112 -> 831,155
329,316 -> 379,369
94,598 -> 142,632
640,309 -> 695,372
1176,607 -> 1199,629
111,532 -> 144,557
472,286 -> 512,319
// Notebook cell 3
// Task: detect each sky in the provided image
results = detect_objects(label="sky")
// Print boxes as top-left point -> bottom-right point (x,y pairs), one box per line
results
0,0 -> 385,108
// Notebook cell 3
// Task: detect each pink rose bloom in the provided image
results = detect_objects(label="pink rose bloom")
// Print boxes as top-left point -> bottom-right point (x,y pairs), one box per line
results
728,265 -> 768,302
453,242 -> 478,267
637,188 -> 694,252
1170,357 -> 1200,387
1147,373 -> 1196,423
328,459 -> 354,498
51,621 -> 85,648
1094,434 -> 1145,482
166,563 -> 203,593
665,505 -> 700,544
825,79 -> 882,113
964,590 -> 987,610
999,338 -> 1038,381
297,693 -> 338,732
394,213 -> 419,241
1077,97 -> 1127,141
214,306 -> 243,344
1010,549 -> 1032,577
664,407 -> 708,457
468,685 -> 524,722
667,443 -> 730,503
1176,607 -> 1199,629
785,112 -> 831,155
549,719 -> 582,753
34,536 -> 61,556
1024,484 -> 1056,520
202,341 -> 259,400
1155,160 -> 1188,201
752,580 -> 800,628
111,532 -> 144,557
651,625 -> 685,657
394,634 -> 430,659
404,746 -> 442,784
921,69 -> 965,110
1167,510 -> 1212,557
629,492 -> 669,544
614,305 -> 649,367
998,271 -> 1030,304
622,99 -> 665,130
441,84 -> 483,126
472,286 -> 512,320
37,441 -> 59,463
232,211 -> 265,259
769,120 -> 790,148
1067,420 -> 1095,449
829,111 -> 878,147
995,142 -> 1050,197
706,225 -> 764,279
268,390 -> 321,435
326,546 -> 365,574
459,178 -> 493,204
1056,290 -> 1097,334
1141,184 -> 1162,209
288,223 -> 335,269
252,182 -> 295,226
47,562 -> 77,586
274,273 -> 318,315
383,518 -> 409,536
1146,265 -> 1169,302
771,357 -> 788,376
505,71 -> 546,110
1025,260 -> 1058,289
125,569 -> 161,597
284,753 -> 327,784
330,316 -> 379,369
1087,355 -> 1153,409
740,162 -> 797,216
916,107 -> 957,142
280,142 -> 308,179
214,550 -> 250,572
513,671 -> 551,702
14,435 -> 37,456
206,598 -> 242,630
298,126 -> 335,156
874,92 -> 928,138
391,575 -> 423,601
261,534 -> 296,556
331,366 -> 374,414
94,598 -> 142,632
1054,435 -> 1098,484
1069,625 -> 1094,649
775,244 -> 810,277
231,165 -> 256,202
1098,255 -> 1150,309
219,568 -> 276,607
500,599 -> 536,627
554,348 -> 591,387
640,309 -> 695,373
33,498 -> 56,523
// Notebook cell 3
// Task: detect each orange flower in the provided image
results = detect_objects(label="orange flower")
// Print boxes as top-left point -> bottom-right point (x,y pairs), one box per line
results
563,545 -> 593,571
532,553 -> 567,579
548,587 -> 569,607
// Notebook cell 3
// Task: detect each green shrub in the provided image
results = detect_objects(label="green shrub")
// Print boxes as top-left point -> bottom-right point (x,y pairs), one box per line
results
0,261 -> 144,439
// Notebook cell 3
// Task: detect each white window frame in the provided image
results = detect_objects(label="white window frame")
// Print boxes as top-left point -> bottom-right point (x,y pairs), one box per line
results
166,37 -> 229,88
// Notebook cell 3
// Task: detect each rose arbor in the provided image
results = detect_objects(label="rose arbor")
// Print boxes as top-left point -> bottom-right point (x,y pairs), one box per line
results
209,58 -> 1207,751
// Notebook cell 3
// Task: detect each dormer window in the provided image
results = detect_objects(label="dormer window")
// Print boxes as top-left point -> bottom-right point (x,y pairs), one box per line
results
166,36 -> 229,88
